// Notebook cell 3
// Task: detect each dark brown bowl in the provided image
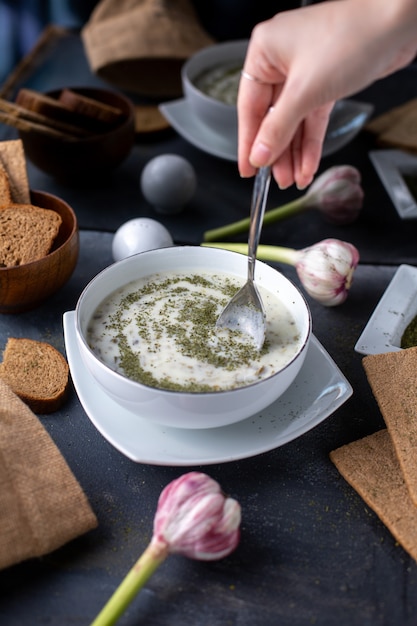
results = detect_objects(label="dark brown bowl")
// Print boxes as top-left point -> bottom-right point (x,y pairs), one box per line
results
0,190 -> 79,313
18,87 -> 135,182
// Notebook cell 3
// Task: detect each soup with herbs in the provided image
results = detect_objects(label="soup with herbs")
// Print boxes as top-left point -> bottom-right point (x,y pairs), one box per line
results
193,63 -> 242,105
86,270 -> 303,393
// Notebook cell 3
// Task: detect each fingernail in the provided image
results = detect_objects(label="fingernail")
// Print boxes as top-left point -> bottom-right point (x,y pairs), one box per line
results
249,142 -> 271,167
296,175 -> 313,191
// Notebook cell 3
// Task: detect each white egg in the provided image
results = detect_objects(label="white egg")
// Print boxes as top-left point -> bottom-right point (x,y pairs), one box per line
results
112,218 -> 174,262
140,154 -> 197,214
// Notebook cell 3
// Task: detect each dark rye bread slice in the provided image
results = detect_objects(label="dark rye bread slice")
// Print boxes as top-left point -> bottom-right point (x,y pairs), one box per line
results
1,96 -> 90,139
0,139 -> 30,204
0,338 -> 69,413
362,347 -> 417,507
59,88 -> 126,128
0,204 -> 62,267
16,87 -> 124,135
330,429 -> 417,563
15,88 -> 97,133
0,165 -> 12,206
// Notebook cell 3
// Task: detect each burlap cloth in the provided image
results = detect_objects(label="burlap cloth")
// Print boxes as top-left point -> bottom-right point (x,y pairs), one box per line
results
0,378 -> 97,570
81,0 -> 215,97
366,98 -> 417,154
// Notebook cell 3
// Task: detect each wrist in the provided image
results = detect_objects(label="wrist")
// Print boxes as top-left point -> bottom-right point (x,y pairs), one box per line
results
358,0 -> 417,54
348,0 -> 417,78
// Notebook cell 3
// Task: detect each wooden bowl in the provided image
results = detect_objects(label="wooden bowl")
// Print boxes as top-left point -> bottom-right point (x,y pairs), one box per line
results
0,190 -> 79,313
18,87 -> 135,183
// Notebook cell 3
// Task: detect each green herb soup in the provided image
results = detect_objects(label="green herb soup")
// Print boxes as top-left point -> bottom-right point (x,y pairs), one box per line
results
194,63 -> 242,105
86,270 -> 302,393
401,314 -> 417,348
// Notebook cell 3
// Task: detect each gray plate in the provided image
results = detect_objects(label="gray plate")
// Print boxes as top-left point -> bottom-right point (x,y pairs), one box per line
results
160,98 -> 374,161
323,99 -> 374,156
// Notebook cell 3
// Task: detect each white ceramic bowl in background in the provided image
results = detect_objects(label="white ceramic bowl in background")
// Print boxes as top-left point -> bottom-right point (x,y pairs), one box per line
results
181,40 -> 248,141
74,246 -> 311,429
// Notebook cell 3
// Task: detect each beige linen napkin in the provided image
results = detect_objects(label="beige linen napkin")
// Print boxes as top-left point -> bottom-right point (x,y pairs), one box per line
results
366,98 -> 417,153
81,0 -> 215,97
0,378 -> 97,570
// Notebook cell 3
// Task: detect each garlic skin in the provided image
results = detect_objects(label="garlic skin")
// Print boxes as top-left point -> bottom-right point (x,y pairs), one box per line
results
152,471 -> 241,560
294,238 -> 360,306
304,165 -> 363,225
90,472 -> 241,626
202,238 -> 360,307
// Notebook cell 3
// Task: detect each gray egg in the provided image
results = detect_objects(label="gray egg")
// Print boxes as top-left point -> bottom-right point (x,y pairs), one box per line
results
140,154 -> 197,214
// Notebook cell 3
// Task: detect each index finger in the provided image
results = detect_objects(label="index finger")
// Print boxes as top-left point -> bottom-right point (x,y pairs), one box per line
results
237,70 -> 275,178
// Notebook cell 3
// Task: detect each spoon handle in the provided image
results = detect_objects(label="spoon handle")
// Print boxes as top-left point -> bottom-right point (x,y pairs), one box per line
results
247,165 -> 271,281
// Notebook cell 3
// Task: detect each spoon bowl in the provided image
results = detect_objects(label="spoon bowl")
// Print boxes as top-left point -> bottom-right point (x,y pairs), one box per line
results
216,166 -> 271,350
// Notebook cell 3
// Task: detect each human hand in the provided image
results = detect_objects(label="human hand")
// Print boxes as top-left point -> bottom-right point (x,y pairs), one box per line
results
238,0 -> 417,189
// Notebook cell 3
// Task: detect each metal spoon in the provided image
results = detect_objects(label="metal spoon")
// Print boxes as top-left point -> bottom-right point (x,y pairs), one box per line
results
216,165 -> 271,350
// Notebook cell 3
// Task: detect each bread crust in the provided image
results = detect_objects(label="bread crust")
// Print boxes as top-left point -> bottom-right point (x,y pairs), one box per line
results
15,87 -> 125,135
0,338 -> 69,413
0,139 -> 30,203
59,88 -> 125,127
0,165 -> 12,206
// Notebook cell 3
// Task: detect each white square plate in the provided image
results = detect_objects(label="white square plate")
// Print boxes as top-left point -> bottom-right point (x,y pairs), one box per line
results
354,264 -> 417,355
64,311 -> 352,466
369,150 -> 417,219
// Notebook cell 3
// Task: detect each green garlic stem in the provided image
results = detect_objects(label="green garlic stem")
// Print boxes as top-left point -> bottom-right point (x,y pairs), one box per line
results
90,540 -> 169,626
202,242 -> 300,266
203,197 -> 307,242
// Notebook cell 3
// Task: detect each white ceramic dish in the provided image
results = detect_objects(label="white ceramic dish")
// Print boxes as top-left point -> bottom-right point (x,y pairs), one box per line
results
369,150 -> 417,219
354,264 -> 417,355
74,246 -> 311,430
159,98 -> 373,162
64,311 -> 352,466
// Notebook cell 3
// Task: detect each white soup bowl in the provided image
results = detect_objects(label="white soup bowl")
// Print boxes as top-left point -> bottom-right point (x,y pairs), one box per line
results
74,246 -> 311,429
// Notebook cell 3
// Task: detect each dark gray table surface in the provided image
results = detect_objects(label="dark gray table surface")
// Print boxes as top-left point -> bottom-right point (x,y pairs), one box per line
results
0,243 -> 413,626
1,29 -> 417,626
